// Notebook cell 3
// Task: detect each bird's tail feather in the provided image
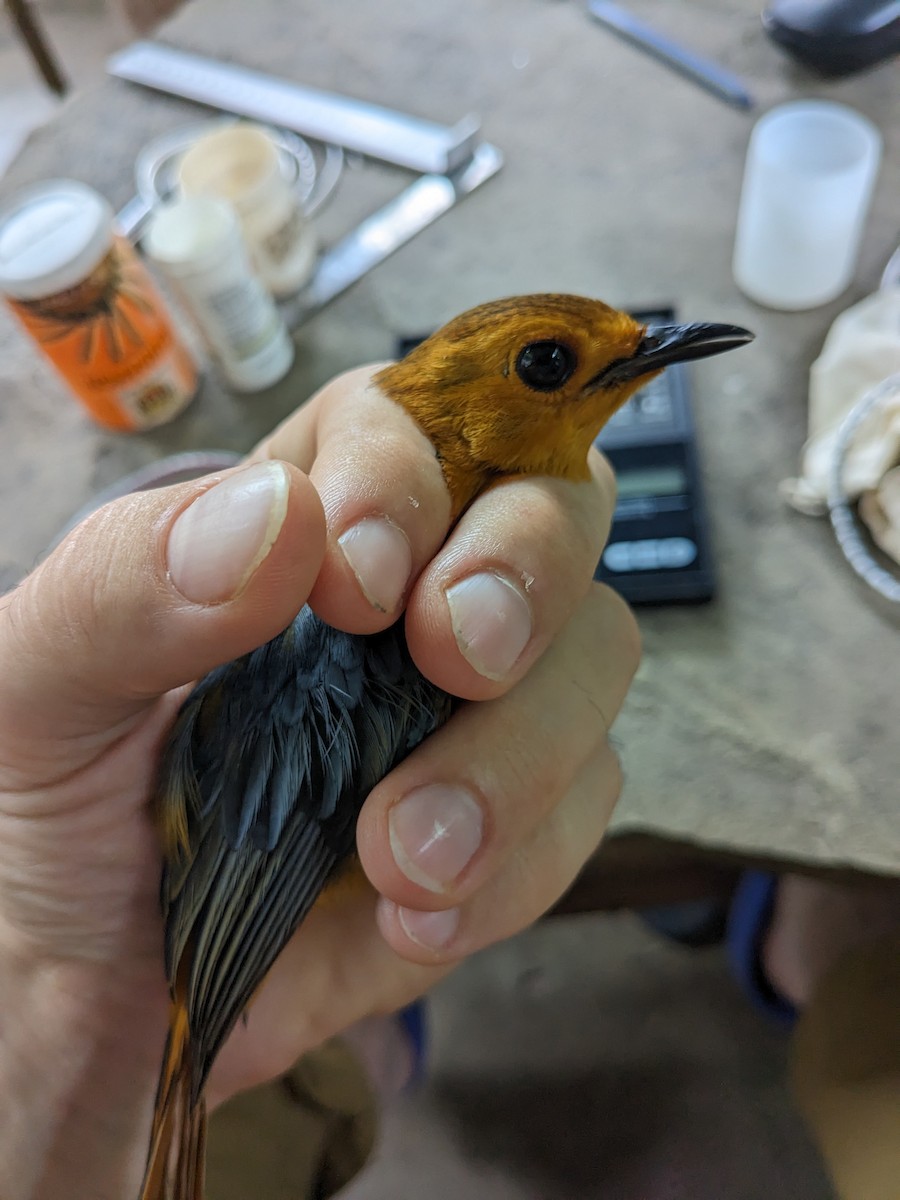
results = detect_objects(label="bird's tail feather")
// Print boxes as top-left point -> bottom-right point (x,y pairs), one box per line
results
139,1000 -> 206,1200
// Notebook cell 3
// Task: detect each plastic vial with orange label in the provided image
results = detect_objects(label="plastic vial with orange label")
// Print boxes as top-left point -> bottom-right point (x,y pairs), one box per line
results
0,179 -> 198,432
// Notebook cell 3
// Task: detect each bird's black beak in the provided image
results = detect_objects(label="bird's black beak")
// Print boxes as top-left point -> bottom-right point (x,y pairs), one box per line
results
597,322 -> 754,387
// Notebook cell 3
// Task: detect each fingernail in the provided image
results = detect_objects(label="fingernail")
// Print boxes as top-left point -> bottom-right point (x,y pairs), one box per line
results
446,571 -> 532,681
338,517 -> 412,613
398,905 -> 460,951
167,462 -> 288,604
389,784 -> 484,893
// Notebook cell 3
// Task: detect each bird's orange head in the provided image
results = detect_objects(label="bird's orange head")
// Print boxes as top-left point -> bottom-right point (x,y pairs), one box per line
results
376,293 -> 752,513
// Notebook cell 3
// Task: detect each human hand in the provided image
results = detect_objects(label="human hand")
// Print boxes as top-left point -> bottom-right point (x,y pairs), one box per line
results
0,452 -> 327,1199
218,366 -> 640,1097
0,365 -> 638,1197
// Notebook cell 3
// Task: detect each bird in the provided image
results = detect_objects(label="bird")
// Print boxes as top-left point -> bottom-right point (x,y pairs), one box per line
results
140,293 -> 753,1198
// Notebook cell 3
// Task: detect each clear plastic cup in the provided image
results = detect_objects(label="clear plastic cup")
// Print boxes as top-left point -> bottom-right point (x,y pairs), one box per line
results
732,101 -> 882,311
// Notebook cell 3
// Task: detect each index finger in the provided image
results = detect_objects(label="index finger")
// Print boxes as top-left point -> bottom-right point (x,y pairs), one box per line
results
251,366 -> 454,634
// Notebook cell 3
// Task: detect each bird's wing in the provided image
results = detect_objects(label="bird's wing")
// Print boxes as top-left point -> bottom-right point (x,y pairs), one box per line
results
154,608 -> 452,1101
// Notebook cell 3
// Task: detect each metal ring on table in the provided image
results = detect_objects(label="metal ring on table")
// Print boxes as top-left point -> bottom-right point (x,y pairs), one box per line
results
50,451 -> 243,552
134,119 -> 344,218
297,137 -> 344,217
827,372 -> 900,604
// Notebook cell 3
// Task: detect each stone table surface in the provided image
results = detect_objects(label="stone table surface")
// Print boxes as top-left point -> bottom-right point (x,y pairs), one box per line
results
1,0 -> 898,874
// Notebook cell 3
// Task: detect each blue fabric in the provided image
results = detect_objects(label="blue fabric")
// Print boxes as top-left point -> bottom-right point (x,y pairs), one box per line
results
397,1000 -> 428,1083
726,871 -> 797,1027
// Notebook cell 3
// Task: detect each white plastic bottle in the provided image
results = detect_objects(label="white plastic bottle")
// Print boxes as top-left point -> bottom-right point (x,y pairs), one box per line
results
178,123 -> 318,298
144,196 -> 294,392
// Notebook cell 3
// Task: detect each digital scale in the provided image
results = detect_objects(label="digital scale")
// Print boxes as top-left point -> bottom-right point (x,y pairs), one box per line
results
594,307 -> 715,605
399,304 -> 714,608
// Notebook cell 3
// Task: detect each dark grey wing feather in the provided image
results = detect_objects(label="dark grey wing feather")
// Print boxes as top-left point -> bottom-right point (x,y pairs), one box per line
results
184,819 -> 334,1100
155,607 -> 453,1102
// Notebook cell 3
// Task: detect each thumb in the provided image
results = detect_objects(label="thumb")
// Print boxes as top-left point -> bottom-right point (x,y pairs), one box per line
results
0,461 -> 325,773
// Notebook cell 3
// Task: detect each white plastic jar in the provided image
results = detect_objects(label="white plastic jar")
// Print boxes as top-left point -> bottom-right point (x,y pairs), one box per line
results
0,179 -> 197,430
144,195 -> 295,392
178,123 -> 318,298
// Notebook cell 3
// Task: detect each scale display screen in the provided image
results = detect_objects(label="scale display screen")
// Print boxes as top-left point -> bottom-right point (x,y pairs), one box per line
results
593,306 -> 715,605
615,464 -> 688,500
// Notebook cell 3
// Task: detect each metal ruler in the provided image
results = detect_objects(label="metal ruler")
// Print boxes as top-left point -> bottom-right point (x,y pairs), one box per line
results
108,42 -> 503,324
108,42 -> 483,175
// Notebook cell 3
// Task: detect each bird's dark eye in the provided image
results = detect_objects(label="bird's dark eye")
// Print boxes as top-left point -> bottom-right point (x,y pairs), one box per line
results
515,341 -> 577,392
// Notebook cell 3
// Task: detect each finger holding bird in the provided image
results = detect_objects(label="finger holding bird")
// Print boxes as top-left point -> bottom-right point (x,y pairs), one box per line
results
251,364 -> 453,635
404,451 -> 619,700
252,366 -> 619,701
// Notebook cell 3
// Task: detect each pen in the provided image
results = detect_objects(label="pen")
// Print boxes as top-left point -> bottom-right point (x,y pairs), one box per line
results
586,0 -> 756,112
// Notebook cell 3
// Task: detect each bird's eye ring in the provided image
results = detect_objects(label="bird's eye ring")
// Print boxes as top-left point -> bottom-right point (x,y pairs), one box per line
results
515,341 -> 577,392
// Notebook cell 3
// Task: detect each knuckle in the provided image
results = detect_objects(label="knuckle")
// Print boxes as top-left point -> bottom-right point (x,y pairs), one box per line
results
588,446 -> 618,510
46,510 -> 121,661
596,740 -> 624,802
312,364 -> 384,420
611,594 -> 642,677
464,716 -> 577,850
314,405 -> 448,530
463,479 -> 605,603
587,583 -> 642,675
531,474 -> 616,593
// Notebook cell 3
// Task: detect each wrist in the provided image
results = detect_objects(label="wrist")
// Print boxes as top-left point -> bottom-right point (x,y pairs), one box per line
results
0,944 -> 167,1200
